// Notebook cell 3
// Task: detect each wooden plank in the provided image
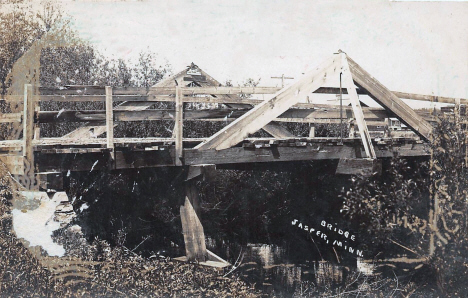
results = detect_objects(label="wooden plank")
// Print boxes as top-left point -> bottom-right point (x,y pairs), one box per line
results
174,86 -> 183,166
342,53 -> 376,159
195,55 -> 341,150
63,125 -> 107,139
262,122 -> 295,138
105,86 -> 114,159
0,113 -> 22,123
150,86 -> 280,96
347,55 -> 433,140
39,86 -> 146,95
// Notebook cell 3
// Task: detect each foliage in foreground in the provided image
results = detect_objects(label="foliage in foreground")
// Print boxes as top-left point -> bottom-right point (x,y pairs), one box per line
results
0,163 -> 260,297
342,113 -> 468,296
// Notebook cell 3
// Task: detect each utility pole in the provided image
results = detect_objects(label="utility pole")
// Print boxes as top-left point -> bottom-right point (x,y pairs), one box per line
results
271,74 -> 294,88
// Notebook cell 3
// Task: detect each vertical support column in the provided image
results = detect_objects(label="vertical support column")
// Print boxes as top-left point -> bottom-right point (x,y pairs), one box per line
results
105,86 -> 114,160
22,84 -> 37,190
34,105 -> 40,140
174,86 -> 183,166
180,168 -> 207,262
23,84 -> 34,161
309,126 -> 315,138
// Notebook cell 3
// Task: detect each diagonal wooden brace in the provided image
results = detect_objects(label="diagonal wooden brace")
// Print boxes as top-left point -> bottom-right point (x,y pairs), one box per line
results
195,54 -> 342,151
341,53 -> 376,159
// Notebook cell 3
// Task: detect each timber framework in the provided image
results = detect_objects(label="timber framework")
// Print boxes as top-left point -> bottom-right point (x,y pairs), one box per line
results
0,51 -> 466,265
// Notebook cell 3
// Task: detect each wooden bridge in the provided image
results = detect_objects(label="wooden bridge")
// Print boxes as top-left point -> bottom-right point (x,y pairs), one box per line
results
0,51 -> 465,265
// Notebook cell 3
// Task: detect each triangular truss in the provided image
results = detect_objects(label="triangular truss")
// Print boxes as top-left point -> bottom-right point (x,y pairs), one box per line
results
195,51 -> 433,159
64,63 -> 293,139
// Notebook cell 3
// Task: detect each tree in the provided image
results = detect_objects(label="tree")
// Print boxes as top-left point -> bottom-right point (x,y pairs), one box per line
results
0,0 -> 64,95
133,50 -> 169,89
341,109 -> 468,295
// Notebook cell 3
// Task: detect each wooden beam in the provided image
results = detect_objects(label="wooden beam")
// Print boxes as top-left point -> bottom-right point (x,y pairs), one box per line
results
2,82 -> 449,105
392,91 -> 468,105
195,55 -> 341,150
342,53 -> 376,159
174,86 -> 183,166
105,86 -> 114,159
36,107 -> 399,123
347,55 -> 433,140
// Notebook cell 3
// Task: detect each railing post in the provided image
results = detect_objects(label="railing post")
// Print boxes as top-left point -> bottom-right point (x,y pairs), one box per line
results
23,84 -> 34,162
174,86 -> 183,166
105,86 -> 114,160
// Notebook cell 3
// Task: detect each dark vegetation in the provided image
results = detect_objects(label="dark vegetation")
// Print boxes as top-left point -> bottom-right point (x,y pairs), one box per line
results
342,114 -> 468,296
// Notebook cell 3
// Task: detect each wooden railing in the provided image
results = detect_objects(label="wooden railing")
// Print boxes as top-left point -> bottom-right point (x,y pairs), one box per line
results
0,83 -> 464,175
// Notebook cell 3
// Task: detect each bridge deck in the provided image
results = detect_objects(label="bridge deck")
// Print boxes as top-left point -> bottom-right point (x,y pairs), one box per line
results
0,136 -> 427,174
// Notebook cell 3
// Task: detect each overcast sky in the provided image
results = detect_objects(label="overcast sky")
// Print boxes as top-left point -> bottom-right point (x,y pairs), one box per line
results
64,0 -> 467,100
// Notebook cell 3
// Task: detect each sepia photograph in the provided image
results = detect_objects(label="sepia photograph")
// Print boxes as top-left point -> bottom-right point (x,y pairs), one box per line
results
0,0 -> 467,296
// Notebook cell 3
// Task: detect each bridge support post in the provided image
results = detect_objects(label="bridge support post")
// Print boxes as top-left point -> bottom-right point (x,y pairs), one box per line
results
180,166 -> 208,262
178,164 -> 229,267
180,177 -> 207,262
